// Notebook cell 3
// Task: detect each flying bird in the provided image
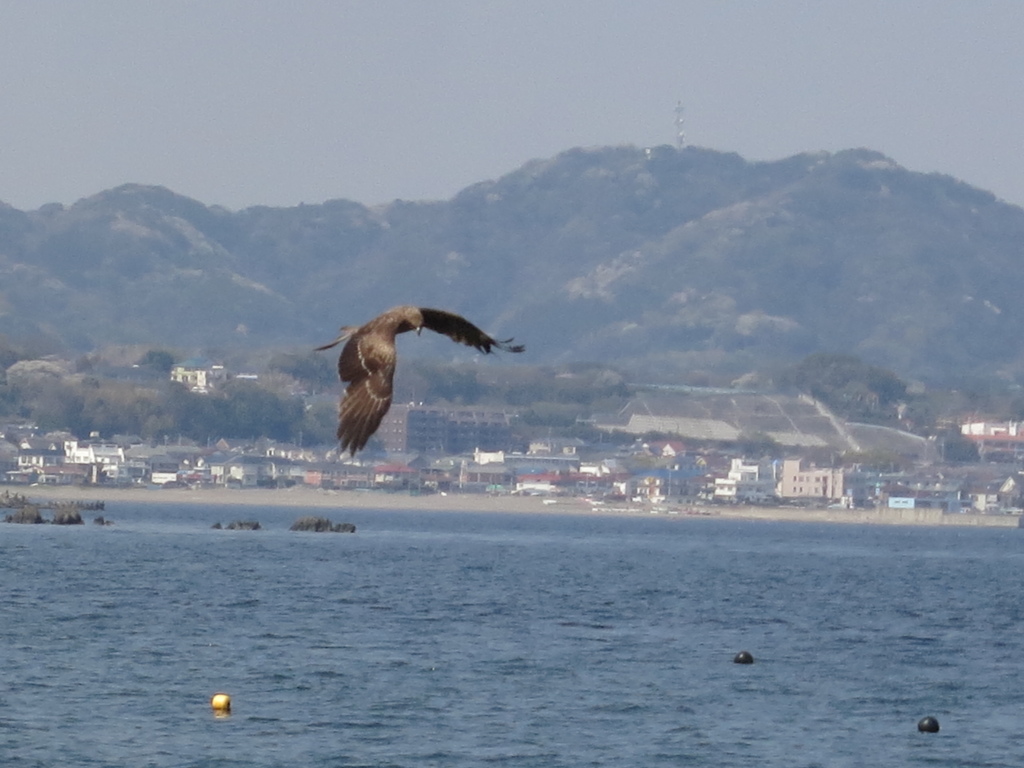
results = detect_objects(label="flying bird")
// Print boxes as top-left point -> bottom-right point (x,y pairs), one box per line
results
316,305 -> 525,455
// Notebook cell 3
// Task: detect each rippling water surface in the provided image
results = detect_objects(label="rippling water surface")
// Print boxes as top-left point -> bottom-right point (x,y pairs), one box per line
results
3,502 -> 1024,767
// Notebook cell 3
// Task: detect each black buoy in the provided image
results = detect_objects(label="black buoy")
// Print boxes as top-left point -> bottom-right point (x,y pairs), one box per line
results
733,650 -> 754,664
917,716 -> 940,733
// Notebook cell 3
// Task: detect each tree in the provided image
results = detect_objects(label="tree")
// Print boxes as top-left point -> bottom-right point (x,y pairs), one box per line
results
267,351 -> 337,393
218,380 -> 305,441
137,349 -> 176,373
777,353 -> 907,422
0,336 -> 26,373
27,380 -> 88,434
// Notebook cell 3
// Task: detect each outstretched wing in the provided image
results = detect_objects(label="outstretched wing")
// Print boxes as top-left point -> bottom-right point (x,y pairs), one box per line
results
335,332 -> 397,455
419,308 -> 525,354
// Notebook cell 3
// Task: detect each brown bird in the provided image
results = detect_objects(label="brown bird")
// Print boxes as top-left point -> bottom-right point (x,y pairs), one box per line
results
316,305 -> 525,455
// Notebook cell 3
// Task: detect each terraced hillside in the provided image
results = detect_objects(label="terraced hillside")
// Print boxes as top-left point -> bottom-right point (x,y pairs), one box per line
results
596,389 -> 934,459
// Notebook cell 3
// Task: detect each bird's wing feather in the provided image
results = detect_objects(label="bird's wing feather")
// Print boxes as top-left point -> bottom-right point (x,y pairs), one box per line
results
419,308 -> 525,353
314,326 -> 357,351
336,333 -> 396,454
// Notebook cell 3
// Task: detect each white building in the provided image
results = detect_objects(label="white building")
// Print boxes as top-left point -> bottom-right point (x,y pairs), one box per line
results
170,361 -> 228,393
65,440 -> 125,466
713,458 -> 777,503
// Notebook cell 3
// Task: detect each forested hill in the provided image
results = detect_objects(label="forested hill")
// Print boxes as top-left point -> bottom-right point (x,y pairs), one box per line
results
2,144 -> 1024,386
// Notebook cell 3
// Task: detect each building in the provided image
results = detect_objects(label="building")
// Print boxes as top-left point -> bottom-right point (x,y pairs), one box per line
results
960,421 -> 1024,459
170,360 -> 228,393
776,458 -> 844,502
713,458 -> 777,503
65,440 -> 125,466
458,461 -> 516,492
628,463 -> 703,502
881,483 -> 962,513
377,404 -> 516,454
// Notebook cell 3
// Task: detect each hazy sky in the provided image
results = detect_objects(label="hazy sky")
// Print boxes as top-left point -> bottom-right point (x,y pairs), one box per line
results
2,1 -> 1023,211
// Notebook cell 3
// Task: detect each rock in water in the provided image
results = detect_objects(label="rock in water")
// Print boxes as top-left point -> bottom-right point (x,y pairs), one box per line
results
290,516 -> 356,533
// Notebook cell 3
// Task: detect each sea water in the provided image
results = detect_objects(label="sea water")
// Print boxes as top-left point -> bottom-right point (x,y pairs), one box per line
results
2,503 -> 1023,767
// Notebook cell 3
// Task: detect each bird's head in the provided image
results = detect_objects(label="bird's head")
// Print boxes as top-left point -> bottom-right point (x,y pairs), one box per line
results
398,306 -> 424,335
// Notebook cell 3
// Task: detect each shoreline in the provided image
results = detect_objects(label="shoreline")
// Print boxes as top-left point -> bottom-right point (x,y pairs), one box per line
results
13,484 -> 1022,528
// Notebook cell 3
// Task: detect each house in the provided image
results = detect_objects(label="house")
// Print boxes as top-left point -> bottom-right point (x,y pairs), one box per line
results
966,481 -> 1003,513
373,463 -> 419,490
458,461 -> 516,492
527,437 -> 584,456
303,462 -> 373,490
502,452 -> 581,475
34,464 -> 90,485
170,359 -> 228,394
7,443 -> 65,483
266,457 -> 305,487
630,470 -> 669,502
17,445 -> 65,471
259,440 -> 318,463
998,473 -> 1024,511
65,440 -> 125,466
8,436 -> 86,484
713,458 -> 777,503
627,467 -> 696,502
516,471 -> 562,495
647,440 -> 687,458
209,454 -> 280,488
474,449 -> 506,465
149,455 -> 184,485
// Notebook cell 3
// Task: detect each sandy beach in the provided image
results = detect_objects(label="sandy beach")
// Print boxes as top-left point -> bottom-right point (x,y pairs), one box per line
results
13,484 -> 1022,528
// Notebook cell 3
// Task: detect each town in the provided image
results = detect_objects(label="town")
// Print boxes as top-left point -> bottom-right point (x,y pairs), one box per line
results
4,382 -> 1023,517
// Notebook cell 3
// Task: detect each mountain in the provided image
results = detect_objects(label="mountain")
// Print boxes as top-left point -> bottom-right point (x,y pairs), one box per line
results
2,144 -> 1023,386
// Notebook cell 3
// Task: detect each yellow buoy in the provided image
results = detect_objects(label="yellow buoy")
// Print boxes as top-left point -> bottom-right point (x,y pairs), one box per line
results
210,692 -> 232,717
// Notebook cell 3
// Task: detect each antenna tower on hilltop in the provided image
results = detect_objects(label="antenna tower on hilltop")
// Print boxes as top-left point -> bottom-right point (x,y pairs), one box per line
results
674,101 -> 686,149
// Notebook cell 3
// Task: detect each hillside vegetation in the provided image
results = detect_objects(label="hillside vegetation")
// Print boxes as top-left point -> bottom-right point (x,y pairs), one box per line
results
2,145 -> 1023,386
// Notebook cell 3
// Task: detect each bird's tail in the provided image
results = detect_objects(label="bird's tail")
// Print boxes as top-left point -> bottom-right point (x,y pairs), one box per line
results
314,326 -> 358,351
